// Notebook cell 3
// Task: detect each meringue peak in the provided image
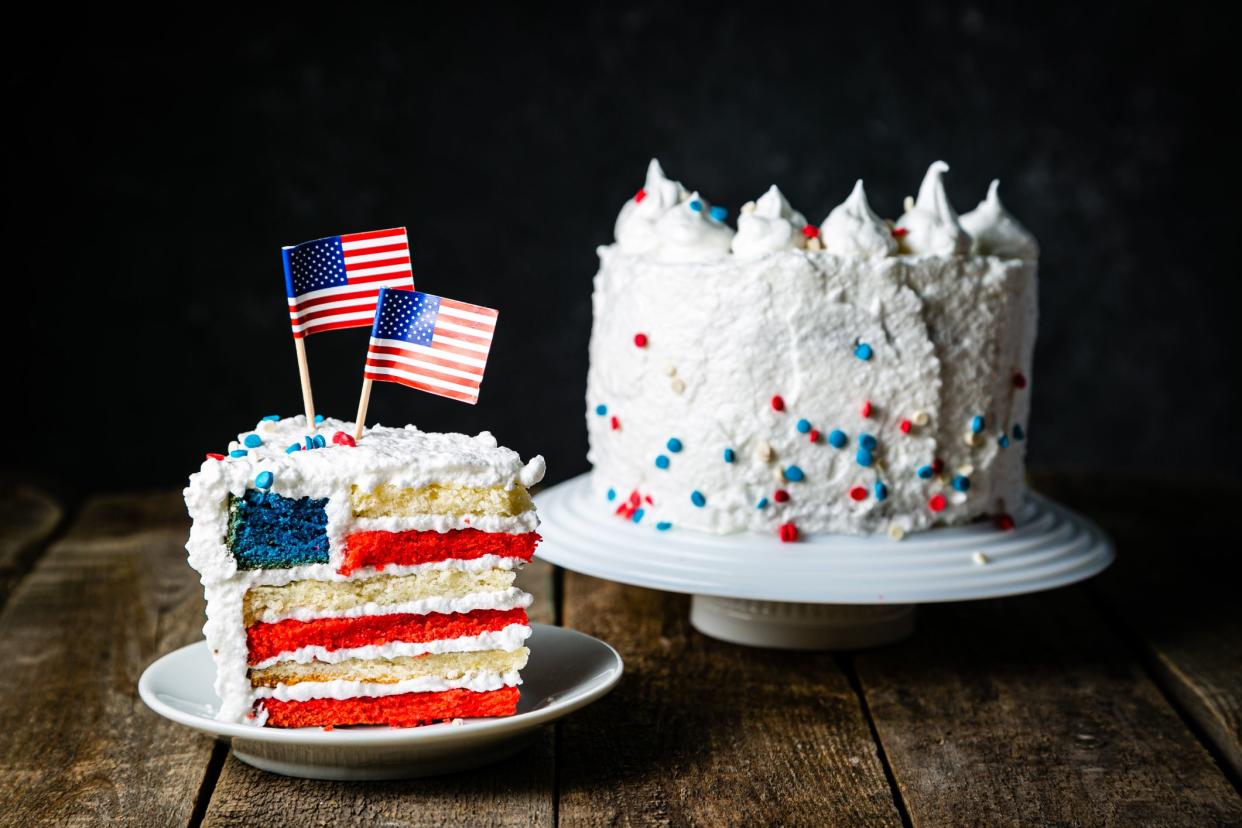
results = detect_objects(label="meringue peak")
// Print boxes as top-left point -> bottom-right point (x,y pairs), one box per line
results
895,161 -> 970,256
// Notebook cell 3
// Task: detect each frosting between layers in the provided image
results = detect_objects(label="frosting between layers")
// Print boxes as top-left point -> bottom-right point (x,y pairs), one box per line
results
247,587 -> 531,625
253,669 -> 523,701
250,624 -> 533,669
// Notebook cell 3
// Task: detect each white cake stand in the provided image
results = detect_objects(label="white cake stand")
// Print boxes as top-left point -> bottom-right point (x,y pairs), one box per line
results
534,474 -> 1114,650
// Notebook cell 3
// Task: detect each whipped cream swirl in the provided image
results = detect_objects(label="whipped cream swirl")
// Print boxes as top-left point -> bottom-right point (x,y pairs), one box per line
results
895,161 -> 970,256
614,159 -> 686,254
821,180 -> 897,258
959,179 -> 1039,259
653,191 -> 734,262
731,185 -> 807,259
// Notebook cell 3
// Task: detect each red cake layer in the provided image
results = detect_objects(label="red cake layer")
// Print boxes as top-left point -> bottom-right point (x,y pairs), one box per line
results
261,686 -> 521,728
338,529 -> 540,575
247,607 -> 529,665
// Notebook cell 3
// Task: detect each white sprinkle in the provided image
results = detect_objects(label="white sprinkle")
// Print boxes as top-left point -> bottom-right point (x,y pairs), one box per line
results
670,377 -> 686,395
972,551 -> 990,565
913,411 -> 930,427
754,439 -> 774,462
888,525 -> 905,541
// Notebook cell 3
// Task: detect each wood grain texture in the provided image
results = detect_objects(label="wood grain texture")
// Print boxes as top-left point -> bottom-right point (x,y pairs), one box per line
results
854,587 -> 1242,827
1036,473 -> 1242,782
557,572 -> 903,827
0,492 -> 215,828
198,551 -> 558,826
0,483 -> 64,604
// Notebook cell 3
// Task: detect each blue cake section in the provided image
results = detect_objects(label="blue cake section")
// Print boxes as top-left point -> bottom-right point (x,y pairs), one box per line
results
226,489 -> 329,569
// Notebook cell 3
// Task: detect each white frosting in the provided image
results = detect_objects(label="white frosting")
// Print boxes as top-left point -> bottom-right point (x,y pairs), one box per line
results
250,587 -> 531,625
614,159 -> 686,254
895,161 -> 970,256
183,416 -> 543,723
254,669 -> 522,702
731,185 -> 806,259
586,248 -> 1037,536
959,179 -> 1039,259
253,624 -> 532,669
653,191 -> 734,261
821,180 -> 898,258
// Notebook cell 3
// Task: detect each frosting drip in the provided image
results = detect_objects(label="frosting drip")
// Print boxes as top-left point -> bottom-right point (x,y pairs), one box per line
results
732,185 -> 807,259
821,180 -> 898,258
959,180 -> 1039,259
895,161 -> 970,256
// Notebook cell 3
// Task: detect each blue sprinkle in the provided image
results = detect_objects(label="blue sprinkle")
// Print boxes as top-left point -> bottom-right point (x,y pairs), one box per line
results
951,475 -> 971,492
229,449 -> 248,458
859,433 -> 877,451
243,434 -> 262,448
314,414 -> 325,424
607,488 -> 616,501
917,465 -> 934,479
690,490 -> 706,507
312,434 -> 327,449
666,437 -> 683,453
998,434 -> 1011,448
856,449 -> 874,467
688,199 -> 703,212
970,415 -> 984,434
656,521 -> 673,531
874,482 -> 889,502
854,343 -> 873,361
828,429 -> 848,449
784,465 -> 805,482
595,404 -> 608,416
255,471 -> 274,490
304,436 -> 314,451
262,414 -> 281,422
796,418 -> 812,434
1013,423 -> 1026,441
709,205 -> 728,222
756,497 -> 769,509
285,443 -> 301,454
655,454 -> 670,469
631,508 -> 645,524
723,448 -> 736,463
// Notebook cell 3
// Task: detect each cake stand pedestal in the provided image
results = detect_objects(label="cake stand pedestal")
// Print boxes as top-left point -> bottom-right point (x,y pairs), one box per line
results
534,474 -> 1113,650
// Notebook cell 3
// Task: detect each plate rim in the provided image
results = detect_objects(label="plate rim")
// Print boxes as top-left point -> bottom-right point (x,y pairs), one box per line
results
138,622 -> 623,744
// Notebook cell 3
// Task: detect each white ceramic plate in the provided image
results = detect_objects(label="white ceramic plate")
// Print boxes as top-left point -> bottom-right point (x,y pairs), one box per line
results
139,623 -> 622,780
536,473 -> 1114,604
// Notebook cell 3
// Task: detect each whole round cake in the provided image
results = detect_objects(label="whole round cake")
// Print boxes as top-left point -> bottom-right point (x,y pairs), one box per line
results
586,160 -> 1039,539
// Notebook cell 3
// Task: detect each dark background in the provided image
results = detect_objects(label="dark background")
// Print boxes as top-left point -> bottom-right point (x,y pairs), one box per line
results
3,4 -> 1236,494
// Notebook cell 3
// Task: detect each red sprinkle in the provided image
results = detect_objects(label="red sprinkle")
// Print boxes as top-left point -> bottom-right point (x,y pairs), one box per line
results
928,494 -> 947,512
932,457 -> 944,475
849,486 -> 868,501
644,495 -> 654,505
205,452 -> 225,461
1013,372 -> 1027,389
891,226 -> 909,238
633,332 -> 648,348
995,513 -> 1015,531
779,522 -> 799,542
801,224 -> 820,239
770,395 -> 785,412
628,490 -> 642,507
331,431 -> 356,447
773,489 -> 790,503
899,419 -> 912,434
808,429 -> 820,443
634,188 -> 647,203
610,416 -> 620,431
860,400 -> 873,418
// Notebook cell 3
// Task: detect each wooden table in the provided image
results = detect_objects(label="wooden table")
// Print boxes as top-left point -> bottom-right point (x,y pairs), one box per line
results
1,476 -> 1239,827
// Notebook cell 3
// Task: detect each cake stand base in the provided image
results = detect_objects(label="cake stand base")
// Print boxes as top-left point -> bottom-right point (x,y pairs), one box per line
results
690,596 -> 915,650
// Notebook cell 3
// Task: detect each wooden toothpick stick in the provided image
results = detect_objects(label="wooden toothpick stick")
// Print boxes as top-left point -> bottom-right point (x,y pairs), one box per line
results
353,377 -> 373,442
293,337 -> 317,430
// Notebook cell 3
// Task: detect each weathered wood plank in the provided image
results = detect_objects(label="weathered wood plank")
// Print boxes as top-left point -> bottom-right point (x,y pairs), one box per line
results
854,586 -> 1242,827
557,572 -> 903,827
0,483 -> 65,605
0,492 -> 216,828
199,550 -> 558,826
1037,473 -> 1242,783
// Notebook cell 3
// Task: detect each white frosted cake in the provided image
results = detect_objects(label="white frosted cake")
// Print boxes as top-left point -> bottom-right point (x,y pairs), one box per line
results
586,160 -> 1038,539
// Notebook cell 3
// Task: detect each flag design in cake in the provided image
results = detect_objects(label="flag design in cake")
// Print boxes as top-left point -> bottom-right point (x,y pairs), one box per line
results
184,416 -> 546,727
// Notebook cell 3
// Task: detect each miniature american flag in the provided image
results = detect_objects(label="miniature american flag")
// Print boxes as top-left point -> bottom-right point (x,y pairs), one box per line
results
283,227 -> 414,338
365,287 -> 498,404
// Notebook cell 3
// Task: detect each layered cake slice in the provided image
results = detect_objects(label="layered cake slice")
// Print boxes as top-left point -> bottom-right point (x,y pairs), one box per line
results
184,416 -> 545,727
